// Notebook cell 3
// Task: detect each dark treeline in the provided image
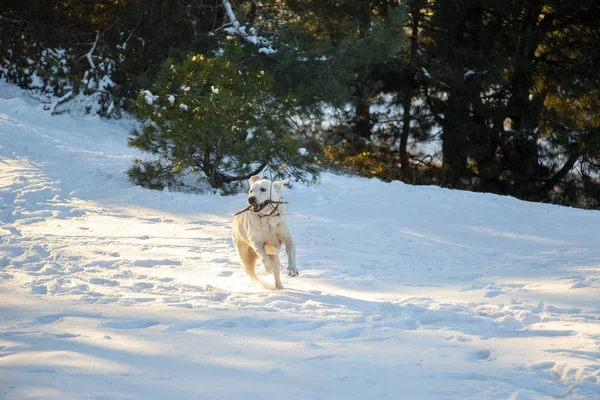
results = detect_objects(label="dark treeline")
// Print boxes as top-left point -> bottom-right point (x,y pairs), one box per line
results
1,1 -> 600,207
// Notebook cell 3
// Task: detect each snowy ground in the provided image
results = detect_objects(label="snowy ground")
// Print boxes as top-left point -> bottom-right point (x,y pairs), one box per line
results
1,82 -> 600,400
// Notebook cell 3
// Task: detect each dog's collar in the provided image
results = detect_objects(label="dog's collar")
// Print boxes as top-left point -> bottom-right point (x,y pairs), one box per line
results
234,200 -> 289,217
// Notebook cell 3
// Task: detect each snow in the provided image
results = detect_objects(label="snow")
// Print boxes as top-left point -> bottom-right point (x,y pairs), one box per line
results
222,0 -> 240,30
464,69 -> 476,79
258,47 -> 277,55
422,67 -> 432,79
143,90 -> 155,105
97,75 -> 114,91
245,127 -> 256,142
1,81 -> 600,399
28,73 -> 44,89
221,16 -> 274,53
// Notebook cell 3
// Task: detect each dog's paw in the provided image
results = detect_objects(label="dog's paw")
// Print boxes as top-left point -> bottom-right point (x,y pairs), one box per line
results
287,268 -> 299,277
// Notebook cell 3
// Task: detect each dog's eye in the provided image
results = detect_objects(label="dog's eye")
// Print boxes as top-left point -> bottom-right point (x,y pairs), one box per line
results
260,188 -> 267,192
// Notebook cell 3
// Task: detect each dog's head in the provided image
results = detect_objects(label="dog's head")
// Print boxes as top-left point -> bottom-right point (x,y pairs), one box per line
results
247,175 -> 289,209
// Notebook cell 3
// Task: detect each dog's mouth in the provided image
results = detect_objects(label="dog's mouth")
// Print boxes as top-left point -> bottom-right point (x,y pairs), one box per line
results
250,200 -> 269,213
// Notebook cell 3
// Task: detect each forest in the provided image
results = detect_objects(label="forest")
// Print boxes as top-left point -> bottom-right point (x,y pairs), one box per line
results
1,0 -> 599,207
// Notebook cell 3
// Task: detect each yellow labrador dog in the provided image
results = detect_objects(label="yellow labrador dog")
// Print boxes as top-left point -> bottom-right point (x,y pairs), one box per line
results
232,175 -> 298,289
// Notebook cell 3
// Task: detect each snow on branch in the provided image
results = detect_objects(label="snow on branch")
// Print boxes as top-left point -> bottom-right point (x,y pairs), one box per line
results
464,68 -> 488,80
222,0 -> 240,29
421,67 -> 431,79
218,0 -> 277,54
85,31 -> 100,70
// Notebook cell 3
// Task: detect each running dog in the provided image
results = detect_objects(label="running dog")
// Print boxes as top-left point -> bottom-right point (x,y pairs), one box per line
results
231,175 -> 298,289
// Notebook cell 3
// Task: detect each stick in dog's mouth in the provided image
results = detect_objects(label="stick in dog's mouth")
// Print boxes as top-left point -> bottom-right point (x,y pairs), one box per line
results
251,201 -> 269,212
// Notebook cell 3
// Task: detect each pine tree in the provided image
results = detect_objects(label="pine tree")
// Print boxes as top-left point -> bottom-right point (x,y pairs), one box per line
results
418,0 -> 600,205
272,1 -> 408,153
127,38 -> 318,192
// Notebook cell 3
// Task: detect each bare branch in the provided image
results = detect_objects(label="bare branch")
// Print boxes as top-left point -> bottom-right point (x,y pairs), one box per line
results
0,12 -> 20,23
83,31 -> 100,70
250,0 -> 270,21
541,151 -> 580,194
125,14 -> 143,44
212,22 -> 233,33
222,160 -> 268,184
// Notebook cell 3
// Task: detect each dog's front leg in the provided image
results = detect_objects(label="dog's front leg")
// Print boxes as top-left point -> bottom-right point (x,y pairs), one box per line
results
285,237 -> 299,277
269,255 -> 284,289
252,241 -> 276,273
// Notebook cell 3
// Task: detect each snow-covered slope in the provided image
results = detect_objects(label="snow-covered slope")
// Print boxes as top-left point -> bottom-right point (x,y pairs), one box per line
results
1,82 -> 599,399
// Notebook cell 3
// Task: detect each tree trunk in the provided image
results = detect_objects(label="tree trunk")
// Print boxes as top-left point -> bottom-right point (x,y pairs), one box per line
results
441,86 -> 470,188
354,90 -> 371,147
399,2 -> 421,180
504,5 -> 551,198
149,0 -> 174,43
441,135 -> 468,188
351,4 -> 372,152
399,93 -> 412,180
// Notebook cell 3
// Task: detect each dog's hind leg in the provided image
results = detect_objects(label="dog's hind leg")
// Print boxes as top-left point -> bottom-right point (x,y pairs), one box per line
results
269,255 -> 284,289
235,239 -> 258,281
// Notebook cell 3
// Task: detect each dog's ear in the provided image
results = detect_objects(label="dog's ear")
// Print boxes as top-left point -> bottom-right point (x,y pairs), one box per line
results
248,175 -> 260,186
273,178 -> 290,192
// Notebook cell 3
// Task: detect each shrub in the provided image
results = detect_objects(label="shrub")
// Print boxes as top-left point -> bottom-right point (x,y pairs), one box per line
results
127,39 -> 318,192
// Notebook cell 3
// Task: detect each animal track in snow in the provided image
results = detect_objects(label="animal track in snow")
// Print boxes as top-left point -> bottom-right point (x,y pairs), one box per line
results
165,316 -> 300,332
90,278 -> 119,286
132,259 -> 182,268
102,320 -> 159,329
472,349 -> 493,361
529,361 -> 556,370
31,312 -> 102,325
